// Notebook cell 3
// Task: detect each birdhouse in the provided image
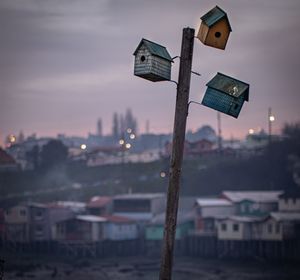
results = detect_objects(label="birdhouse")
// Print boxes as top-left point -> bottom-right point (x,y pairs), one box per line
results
133,38 -> 173,82
197,6 -> 232,50
202,73 -> 249,118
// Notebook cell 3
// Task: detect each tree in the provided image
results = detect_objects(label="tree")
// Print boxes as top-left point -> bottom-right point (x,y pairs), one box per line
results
40,140 -> 68,169
112,112 -> 119,140
125,108 -> 138,133
26,145 -> 40,170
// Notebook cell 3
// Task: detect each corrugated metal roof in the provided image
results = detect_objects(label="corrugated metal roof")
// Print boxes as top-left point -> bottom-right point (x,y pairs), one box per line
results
222,191 -> 283,203
0,148 -> 17,165
114,193 -> 165,200
270,212 -> 300,222
87,196 -> 112,208
219,215 -> 265,223
101,215 -> 135,223
196,198 -> 233,207
201,6 -> 232,31
206,72 -> 249,101
133,38 -> 173,62
279,189 -> 300,199
76,215 -> 107,223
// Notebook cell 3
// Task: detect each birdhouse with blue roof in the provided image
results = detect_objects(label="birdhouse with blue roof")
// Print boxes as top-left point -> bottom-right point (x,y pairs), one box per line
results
202,73 -> 249,118
197,6 -> 232,50
133,38 -> 173,82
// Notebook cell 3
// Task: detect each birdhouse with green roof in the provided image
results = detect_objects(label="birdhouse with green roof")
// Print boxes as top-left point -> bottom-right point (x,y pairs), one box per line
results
197,6 -> 232,50
133,38 -> 173,82
202,73 -> 249,118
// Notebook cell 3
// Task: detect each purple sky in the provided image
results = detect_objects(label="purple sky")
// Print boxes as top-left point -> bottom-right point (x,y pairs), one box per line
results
0,0 -> 300,145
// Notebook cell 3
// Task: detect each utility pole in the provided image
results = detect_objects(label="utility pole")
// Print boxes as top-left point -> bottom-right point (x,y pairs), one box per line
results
268,107 -> 275,145
159,27 -> 194,280
217,112 -> 222,152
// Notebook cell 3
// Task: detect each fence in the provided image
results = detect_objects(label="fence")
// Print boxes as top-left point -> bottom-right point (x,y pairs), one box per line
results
1,236 -> 300,261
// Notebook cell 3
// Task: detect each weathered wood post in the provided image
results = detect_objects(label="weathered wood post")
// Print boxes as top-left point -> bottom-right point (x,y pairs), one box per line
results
159,27 -> 194,280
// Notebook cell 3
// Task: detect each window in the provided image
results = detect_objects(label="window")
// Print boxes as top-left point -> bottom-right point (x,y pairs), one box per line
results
35,210 -> 43,219
268,224 -> 273,234
19,209 -> 26,216
240,204 -> 245,213
293,198 -> 297,204
35,225 -> 43,235
221,223 -> 227,231
275,224 -> 280,234
233,224 -> 239,232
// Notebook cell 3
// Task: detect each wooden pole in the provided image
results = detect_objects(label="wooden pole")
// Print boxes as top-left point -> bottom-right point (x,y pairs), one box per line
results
159,27 -> 194,280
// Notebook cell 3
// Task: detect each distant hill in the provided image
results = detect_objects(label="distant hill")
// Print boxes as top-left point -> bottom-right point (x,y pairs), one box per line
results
1,123 -> 299,206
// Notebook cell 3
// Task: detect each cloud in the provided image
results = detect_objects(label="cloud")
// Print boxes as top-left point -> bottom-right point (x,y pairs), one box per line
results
0,0 -> 300,140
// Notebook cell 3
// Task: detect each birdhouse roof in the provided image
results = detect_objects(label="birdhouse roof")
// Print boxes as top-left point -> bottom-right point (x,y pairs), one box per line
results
206,72 -> 249,101
133,38 -> 173,62
201,5 -> 232,31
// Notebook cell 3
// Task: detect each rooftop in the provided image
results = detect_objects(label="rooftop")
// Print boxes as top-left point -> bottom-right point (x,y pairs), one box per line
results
0,148 -> 17,166
219,215 -> 265,223
101,215 -> 134,223
87,196 -> 112,208
133,38 -> 173,62
201,5 -> 232,31
222,191 -> 283,203
270,212 -> 300,222
196,198 -> 233,207
114,193 -> 165,200
76,215 -> 107,223
206,72 -> 249,101
279,188 -> 300,199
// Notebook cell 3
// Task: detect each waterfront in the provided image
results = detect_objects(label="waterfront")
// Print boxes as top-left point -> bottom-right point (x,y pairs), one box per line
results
2,256 -> 300,280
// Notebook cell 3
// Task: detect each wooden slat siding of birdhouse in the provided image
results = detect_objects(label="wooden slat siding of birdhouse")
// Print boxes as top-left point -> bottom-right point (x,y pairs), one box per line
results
197,23 -> 209,45
134,46 -> 152,76
202,88 -> 244,118
150,56 -> 171,80
202,88 -> 233,116
135,55 -> 171,81
204,18 -> 231,50
228,96 -> 244,118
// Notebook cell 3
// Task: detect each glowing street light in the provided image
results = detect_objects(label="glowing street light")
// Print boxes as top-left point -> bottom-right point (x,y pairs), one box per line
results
9,134 -> 16,143
248,128 -> 254,135
130,133 -> 136,140
268,107 -> 275,144
80,144 -> 87,150
160,171 -> 166,178
125,143 -> 131,149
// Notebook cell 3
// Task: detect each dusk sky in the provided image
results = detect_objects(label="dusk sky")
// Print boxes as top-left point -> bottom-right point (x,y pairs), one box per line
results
0,0 -> 299,145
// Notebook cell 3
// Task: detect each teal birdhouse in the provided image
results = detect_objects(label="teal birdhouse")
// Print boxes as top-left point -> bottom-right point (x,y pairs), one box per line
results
133,38 -> 173,82
202,73 -> 249,118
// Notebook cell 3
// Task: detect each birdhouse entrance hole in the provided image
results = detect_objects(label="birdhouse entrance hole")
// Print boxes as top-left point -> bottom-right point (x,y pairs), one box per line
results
215,32 -> 221,38
141,55 -> 146,62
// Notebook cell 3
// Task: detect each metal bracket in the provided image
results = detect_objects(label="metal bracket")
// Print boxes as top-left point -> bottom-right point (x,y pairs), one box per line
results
169,80 -> 178,87
191,71 -> 201,76
187,100 -> 202,116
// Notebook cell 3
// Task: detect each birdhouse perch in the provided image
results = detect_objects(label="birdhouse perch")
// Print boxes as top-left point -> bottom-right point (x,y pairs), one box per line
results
202,72 -> 249,118
133,38 -> 173,82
